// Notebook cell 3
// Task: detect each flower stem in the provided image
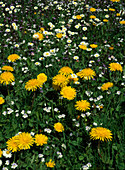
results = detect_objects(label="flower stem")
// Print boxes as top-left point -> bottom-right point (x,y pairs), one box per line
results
31,92 -> 36,110
7,85 -> 9,96
98,140 -> 102,158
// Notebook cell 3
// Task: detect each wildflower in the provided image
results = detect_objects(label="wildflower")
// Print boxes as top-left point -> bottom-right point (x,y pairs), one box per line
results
109,63 -> 123,72
90,15 -> 96,19
56,33 -> 63,38
101,82 -> 113,91
60,86 -> 76,100
103,19 -> 108,22
25,79 -> 42,91
75,100 -> 90,112
37,73 -> 47,84
7,54 -> 20,62
109,8 -> 115,11
0,149 -> 2,157
6,136 -> 19,152
58,66 -> 73,76
77,68 -> 96,80
90,8 -> 96,12
90,44 -> 98,48
17,132 -> 34,150
2,66 -> 14,72
11,163 -> 18,169
79,44 -> 87,50
76,15 -> 82,19
0,160 -> 2,166
0,72 -> 15,85
2,149 -> 12,158
34,134 -> 48,146
52,74 -> 69,88
46,159 -> 55,168
90,127 -> 113,141
54,122 -> 64,132
33,32 -> 44,41
43,52 -> 51,57
0,97 -> 5,105
119,21 -> 125,24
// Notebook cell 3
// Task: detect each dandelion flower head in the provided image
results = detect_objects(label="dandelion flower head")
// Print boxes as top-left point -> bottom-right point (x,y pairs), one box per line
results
90,127 -> 113,141
60,86 -> 76,100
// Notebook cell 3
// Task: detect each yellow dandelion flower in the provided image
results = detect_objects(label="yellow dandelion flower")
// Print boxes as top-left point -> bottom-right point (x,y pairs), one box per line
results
7,54 -> 20,62
39,27 -> 45,32
58,66 -> 74,76
90,8 -> 96,12
52,74 -> 69,88
103,19 -> 109,22
75,100 -> 90,112
90,15 -> 96,19
25,79 -> 42,91
54,122 -> 64,132
0,72 -> 15,85
46,159 -> 55,168
79,44 -> 87,50
111,0 -> 120,2
33,32 -> 44,41
34,134 -> 48,146
2,66 -> 14,72
109,8 -> 115,11
17,132 -> 34,150
119,20 -> 125,24
109,46 -> 114,50
76,15 -> 82,19
90,44 -> 98,48
6,136 -> 19,152
109,63 -> 123,72
60,86 -> 76,100
76,68 -> 96,80
0,149 -> 2,157
56,33 -> 63,38
101,82 -> 113,91
37,73 -> 47,84
90,127 -> 113,141
0,97 -> 5,105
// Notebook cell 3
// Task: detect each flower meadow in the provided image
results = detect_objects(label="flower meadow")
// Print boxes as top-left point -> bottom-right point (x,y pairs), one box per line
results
0,0 -> 125,169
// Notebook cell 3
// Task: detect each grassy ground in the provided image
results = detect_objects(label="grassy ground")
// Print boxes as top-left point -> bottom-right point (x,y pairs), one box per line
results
0,0 -> 125,169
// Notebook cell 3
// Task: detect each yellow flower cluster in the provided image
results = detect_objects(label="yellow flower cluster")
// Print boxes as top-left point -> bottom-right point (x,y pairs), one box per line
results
25,73 -> 47,91
6,132 -> 48,152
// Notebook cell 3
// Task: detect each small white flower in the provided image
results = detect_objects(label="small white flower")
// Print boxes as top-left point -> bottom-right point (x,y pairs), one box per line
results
81,113 -> 86,118
94,53 -> 100,57
3,149 -> 12,158
22,113 -> 28,118
82,27 -> 87,31
41,158 -> 45,162
0,160 -> 2,166
93,122 -> 97,126
38,154 -> 44,158
73,56 -> 79,60
86,112 -> 91,116
2,111 -> 7,116
61,144 -> 66,149
35,62 -> 41,66
116,91 -> 121,95
11,163 -> 18,169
